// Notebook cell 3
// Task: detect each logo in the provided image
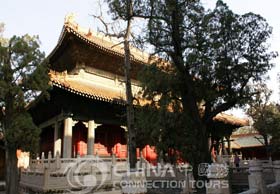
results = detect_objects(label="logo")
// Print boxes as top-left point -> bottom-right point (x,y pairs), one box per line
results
198,163 -> 209,176
63,159 -> 229,193
65,156 -> 109,194
209,163 -> 229,178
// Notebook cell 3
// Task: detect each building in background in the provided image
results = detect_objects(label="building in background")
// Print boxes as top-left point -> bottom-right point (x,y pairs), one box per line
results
227,126 -> 272,159
18,15 -> 251,193
28,15 -> 248,162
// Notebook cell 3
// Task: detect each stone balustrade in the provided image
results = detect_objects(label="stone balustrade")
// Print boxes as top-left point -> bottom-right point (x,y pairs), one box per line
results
28,151 -> 127,173
238,160 -> 280,194
266,160 -> 280,194
203,158 -> 279,194
230,159 -> 273,174
21,152 -> 280,194
222,154 -> 273,168
20,151 -> 131,193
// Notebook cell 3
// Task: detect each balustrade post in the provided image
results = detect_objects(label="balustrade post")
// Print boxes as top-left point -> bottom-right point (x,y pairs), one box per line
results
273,160 -> 280,184
247,160 -> 267,194
55,151 -> 61,170
111,153 -> 116,182
140,151 -> 144,169
112,153 -> 116,166
47,151 -> 52,169
41,152 -> 45,169
43,168 -> 50,190
35,153 -> 40,171
181,166 -> 193,194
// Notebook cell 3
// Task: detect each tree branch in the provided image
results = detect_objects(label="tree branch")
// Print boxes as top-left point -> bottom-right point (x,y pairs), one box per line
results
205,100 -> 237,124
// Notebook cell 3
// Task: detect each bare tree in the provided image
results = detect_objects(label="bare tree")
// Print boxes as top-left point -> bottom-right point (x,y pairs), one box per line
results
92,0 -> 143,169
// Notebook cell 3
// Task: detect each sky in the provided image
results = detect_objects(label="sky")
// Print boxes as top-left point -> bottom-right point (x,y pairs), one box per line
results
1,0 -> 279,117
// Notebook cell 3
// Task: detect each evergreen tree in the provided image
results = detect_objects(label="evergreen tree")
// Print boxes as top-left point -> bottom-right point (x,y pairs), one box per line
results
106,0 -> 277,181
139,0 -> 276,179
0,23 -> 49,194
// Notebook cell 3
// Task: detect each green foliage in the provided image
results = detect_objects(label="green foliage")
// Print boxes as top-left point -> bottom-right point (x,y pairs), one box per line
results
247,84 -> 273,136
147,0 -> 276,110
135,63 -> 197,162
247,85 -> 280,153
252,104 -> 280,153
6,112 -> 40,152
106,0 -> 277,169
137,1 -> 276,166
252,104 -> 280,136
106,0 -> 150,20
0,27 -> 49,152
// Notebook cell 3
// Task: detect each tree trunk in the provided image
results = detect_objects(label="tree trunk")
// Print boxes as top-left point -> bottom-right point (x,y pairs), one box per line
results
123,0 -> 137,170
5,147 -> 19,194
124,38 -> 137,169
181,88 -> 211,194
226,136 -> 231,155
181,92 -> 211,178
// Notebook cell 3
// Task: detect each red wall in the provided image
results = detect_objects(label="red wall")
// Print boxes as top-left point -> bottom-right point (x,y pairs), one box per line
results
39,123 -> 159,164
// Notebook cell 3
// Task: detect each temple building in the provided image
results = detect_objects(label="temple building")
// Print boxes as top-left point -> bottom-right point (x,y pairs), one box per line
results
28,15 -> 149,159
28,15 -> 248,161
227,126 -> 275,159
11,15 -> 252,193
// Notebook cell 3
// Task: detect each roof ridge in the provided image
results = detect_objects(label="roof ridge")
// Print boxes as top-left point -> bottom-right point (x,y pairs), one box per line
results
63,13 -> 151,64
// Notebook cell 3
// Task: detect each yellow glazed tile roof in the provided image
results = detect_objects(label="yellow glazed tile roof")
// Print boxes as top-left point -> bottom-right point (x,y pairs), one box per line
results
49,70 -> 126,104
47,14 -> 249,127
214,113 -> 249,127
49,14 -> 153,65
